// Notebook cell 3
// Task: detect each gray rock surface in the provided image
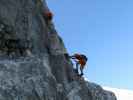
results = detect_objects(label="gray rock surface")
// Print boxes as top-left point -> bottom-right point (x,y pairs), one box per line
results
0,0 -> 117,100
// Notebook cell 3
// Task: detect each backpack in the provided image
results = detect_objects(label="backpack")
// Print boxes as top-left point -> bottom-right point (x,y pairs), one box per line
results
80,54 -> 88,62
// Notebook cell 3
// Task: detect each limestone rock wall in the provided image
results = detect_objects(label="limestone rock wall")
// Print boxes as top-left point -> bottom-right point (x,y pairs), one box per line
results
0,0 -> 117,100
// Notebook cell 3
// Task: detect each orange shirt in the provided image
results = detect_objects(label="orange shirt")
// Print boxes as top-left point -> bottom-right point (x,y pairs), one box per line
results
74,54 -> 86,66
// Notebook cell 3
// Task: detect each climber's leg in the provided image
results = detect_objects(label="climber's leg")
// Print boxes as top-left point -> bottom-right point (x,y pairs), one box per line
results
75,62 -> 79,74
80,66 -> 84,76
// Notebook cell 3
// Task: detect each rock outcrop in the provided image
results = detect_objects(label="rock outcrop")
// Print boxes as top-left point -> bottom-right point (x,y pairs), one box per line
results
0,0 -> 117,100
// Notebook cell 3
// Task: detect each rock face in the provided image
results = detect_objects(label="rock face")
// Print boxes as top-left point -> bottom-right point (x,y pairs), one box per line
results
0,0 -> 117,100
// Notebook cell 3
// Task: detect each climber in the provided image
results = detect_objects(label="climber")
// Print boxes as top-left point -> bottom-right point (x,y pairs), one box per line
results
43,11 -> 53,23
69,53 -> 88,77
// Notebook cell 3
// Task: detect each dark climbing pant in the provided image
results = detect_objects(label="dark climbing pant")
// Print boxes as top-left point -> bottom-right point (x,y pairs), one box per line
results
76,62 -> 83,76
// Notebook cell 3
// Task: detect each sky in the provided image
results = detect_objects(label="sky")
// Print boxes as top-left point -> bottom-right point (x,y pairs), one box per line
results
46,0 -> 133,90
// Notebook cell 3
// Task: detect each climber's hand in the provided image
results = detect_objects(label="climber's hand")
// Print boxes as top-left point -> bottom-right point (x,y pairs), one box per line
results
64,53 -> 70,59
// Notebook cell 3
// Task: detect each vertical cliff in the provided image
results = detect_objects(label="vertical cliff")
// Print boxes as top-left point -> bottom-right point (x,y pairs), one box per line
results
0,0 -> 117,100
